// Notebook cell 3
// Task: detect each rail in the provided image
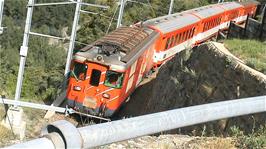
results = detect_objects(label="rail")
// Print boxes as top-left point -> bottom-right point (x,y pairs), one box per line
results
4,95 -> 266,148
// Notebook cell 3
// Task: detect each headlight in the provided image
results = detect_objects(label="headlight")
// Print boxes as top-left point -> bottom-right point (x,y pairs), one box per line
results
73,86 -> 81,91
102,93 -> 110,99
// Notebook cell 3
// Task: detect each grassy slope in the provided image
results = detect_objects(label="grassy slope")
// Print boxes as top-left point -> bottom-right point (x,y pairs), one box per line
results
224,39 -> 266,74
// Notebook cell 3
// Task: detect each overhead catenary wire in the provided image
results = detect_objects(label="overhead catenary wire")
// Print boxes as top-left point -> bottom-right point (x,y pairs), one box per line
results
145,0 -> 156,17
80,9 -> 118,20
106,3 -> 119,34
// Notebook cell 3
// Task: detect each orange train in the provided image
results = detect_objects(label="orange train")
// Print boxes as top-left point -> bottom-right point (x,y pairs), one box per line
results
66,1 -> 259,117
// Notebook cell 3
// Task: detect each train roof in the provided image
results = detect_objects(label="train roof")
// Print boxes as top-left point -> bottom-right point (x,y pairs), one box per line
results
188,4 -> 225,18
239,0 -> 260,7
144,13 -> 200,34
218,2 -> 243,10
73,26 -> 159,71
143,1 -> 256,34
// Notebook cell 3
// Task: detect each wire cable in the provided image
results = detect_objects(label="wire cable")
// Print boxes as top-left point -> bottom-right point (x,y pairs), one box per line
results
105,3 -> 119,34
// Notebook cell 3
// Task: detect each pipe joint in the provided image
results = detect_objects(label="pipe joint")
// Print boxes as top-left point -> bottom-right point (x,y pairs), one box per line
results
42,120 -> 82,149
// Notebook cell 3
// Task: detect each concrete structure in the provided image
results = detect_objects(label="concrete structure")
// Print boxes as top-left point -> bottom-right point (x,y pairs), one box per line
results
228,5 -> 266,40
1,107 -> 26,140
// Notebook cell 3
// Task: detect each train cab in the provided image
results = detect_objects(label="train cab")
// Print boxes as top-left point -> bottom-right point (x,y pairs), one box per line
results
66,26 -> 158,117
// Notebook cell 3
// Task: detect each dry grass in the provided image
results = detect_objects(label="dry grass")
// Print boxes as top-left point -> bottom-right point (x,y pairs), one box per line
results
185,137 -> 236,149
0,124 -> 17,146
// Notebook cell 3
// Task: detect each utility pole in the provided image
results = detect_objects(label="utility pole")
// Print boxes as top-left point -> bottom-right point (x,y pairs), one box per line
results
64,0 -> 82,75
117,0 -> 126,28
168,0 -> 174,15
0,0 -> 4,34
14,0 -> 34,105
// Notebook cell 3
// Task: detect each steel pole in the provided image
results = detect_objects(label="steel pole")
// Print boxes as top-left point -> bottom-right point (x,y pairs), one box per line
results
0,97 -> 66,113
14,0 -> 34,105
168,0 -> 174,15
0,0 -> 4,34
117,0 -> 125,28
64,0 -> 82,75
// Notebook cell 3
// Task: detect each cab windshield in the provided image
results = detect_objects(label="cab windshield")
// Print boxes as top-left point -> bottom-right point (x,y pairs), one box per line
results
104,71 -> 124,89
71,62 -> 88,80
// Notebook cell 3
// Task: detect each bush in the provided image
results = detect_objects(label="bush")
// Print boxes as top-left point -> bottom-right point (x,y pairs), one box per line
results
230,125 -> 266,148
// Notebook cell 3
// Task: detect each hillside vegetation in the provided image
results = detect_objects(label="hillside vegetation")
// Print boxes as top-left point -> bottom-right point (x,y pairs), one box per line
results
0,0 -> 211,102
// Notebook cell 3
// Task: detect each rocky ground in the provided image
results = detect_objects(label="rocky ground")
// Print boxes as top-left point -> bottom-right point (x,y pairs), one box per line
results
101,135 -> 235,149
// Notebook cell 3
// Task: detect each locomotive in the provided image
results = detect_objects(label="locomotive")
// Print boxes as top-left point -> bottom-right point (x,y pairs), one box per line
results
66,1 -> 258,117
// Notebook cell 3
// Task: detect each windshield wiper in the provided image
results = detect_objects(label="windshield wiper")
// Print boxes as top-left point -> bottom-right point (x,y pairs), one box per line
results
71,70 -> 79,81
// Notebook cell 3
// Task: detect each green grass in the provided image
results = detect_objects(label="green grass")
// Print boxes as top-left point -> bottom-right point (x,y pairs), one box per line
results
224,39 -> 266,74
230,125 -> 266,148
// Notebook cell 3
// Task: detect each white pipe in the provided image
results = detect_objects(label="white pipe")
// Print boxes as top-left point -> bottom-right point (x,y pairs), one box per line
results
0,97 -> 66,113
5,96 -> 266,148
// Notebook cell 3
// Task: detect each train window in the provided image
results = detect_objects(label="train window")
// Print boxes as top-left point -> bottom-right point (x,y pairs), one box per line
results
186,30 -> 190,40
183,32 -> 187,41
175,34 -> 179,45
183,32 -> 186,41
206,22 -> 209,31
189,28 -> 194,38
176,34 -> 180,44
172,35 -> 176,47
204,22 -> 209,31
178,33 -> 182,43
90,69 -> 101,86
179,33 -> 183,43
165,38 -> 170,50
180,32 -> 184,42
104,71 -> 124,89
71,62 -> 88,81
168,37 -> 172,49
189,29 -> 193,38
170,36 -> 175,48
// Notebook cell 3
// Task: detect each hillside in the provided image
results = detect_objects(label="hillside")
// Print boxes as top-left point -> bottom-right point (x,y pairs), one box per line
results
114,41 -> 266,148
